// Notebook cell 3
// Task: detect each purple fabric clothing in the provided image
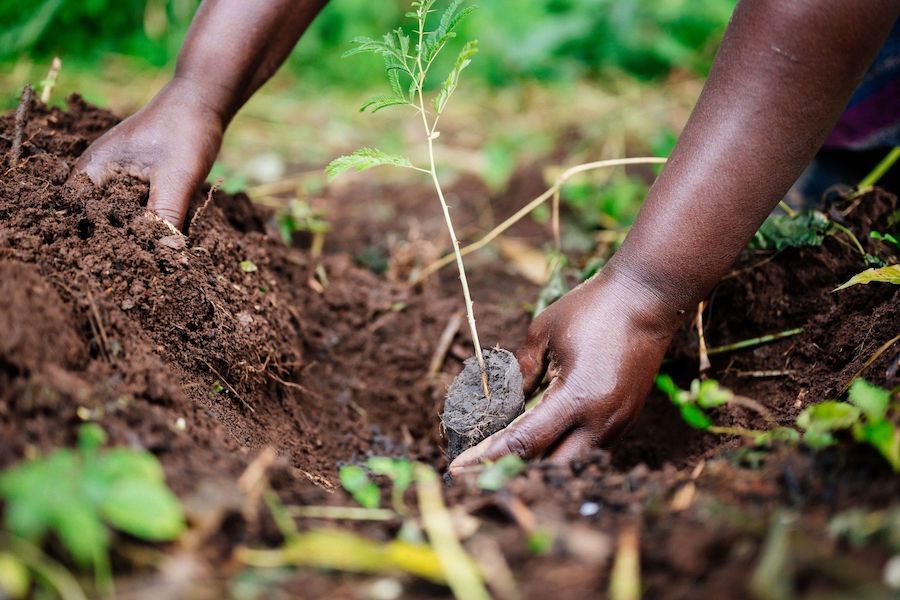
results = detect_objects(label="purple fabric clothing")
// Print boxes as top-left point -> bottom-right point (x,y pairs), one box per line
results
824,19 -> 900,150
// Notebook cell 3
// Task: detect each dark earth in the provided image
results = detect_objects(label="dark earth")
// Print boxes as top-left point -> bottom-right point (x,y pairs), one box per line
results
0,96 -> 898,599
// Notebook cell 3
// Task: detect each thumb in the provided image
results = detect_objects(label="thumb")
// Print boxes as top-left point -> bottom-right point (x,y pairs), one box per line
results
148,166 -> 202,231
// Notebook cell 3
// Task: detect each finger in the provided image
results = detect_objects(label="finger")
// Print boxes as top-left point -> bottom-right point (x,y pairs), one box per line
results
148,166 -> 201,231
448,377 -> 579,474
72,149 -> 115,187
546,428 -> 593,464
515,325 -> 549,397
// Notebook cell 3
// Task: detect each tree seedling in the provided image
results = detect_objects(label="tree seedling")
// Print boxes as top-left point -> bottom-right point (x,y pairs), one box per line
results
0,424 -> 185,595
325,0 -> 490,398
327,1 -> 532,460
796,379 -> 899,470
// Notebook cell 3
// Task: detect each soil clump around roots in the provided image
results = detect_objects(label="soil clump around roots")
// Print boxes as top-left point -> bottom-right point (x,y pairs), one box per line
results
443,347 -> 525,461
0,96 -> 898,598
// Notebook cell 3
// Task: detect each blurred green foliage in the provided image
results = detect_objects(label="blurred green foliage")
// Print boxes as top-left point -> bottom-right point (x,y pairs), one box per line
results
2,0 -> 735,87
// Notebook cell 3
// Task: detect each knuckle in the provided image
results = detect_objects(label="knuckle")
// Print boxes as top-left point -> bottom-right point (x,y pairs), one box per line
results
503,429 -> 534,459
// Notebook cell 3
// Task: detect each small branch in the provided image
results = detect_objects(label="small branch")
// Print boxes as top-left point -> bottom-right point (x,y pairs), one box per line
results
40,57 -> 62,104
412,157 -> 667,283
189,178 -> 220,235
8,85 -> 33,169
200,358 -> 256,413
840,333 -> 900,395
707,328 -> 803,356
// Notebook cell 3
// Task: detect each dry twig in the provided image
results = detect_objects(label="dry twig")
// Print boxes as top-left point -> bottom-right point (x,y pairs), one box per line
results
9,85 -> 33,169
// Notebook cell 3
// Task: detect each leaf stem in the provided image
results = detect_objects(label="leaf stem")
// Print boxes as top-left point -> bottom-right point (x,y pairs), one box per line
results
706,327 -> 803,355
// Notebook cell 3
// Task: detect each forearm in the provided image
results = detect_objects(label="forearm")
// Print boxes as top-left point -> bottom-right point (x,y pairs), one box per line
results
171,0 -> 328,124
609,0 -> 899,317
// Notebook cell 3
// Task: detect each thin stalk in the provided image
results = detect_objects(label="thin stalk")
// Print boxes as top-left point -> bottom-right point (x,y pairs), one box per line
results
415,10 -> 489,398
858,146 -> 900,189
707,327 -> 803,356
412,157 -> 667,282
707,425 -> 765,438
829,221 -> 867,257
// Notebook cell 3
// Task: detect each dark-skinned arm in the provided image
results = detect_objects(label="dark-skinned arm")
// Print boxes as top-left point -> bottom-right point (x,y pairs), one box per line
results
450,0 -> 900,473
75,0 -> 329,229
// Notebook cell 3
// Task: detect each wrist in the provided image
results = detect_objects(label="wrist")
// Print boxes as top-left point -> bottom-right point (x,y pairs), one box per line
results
591,261 -> 689,339
162,75 -> 232,130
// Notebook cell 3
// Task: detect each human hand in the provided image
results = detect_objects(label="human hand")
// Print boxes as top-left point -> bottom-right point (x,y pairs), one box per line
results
448,268 -> 680,474
73,78 -> 225,230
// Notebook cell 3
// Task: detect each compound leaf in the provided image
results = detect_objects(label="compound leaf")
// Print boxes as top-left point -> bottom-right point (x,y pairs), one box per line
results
359,94 -> 410,113
433,39 -> 478,114
326,148 -> 414,180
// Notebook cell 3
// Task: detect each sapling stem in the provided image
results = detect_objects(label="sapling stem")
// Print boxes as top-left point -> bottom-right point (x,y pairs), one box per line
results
414,7 -> 490,398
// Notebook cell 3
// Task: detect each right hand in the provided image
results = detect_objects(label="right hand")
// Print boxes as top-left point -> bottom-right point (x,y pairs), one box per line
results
73,78 -> 225,230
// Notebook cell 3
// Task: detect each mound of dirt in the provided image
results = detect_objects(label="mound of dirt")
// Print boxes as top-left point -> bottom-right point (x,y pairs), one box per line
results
1,95 -> 898,599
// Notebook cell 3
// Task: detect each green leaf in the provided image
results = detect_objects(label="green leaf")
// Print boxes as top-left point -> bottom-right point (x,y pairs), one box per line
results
848,379 -> 891,423
695,379 -> 733,409
853,420 -> 900,470
433,40 -> 478,114
326,148 -> 415,180
833,264 -> 900,291
359,94 -> 410,113
339,465 -> 381,508
423,1 -> 477,64
54,500 -> 108,568
366,457 -> 413,494
797,401 -> 861,432
101,479 -> 186,541
802,429 -> 836,450
655,374 -> 679,402
527,528 -> 554,555
240,260 -> 258,273
871,230 -> 899,248
476,454 -> 525,491
78,423 -> 108,453
679,404 -> 712,430
749,210 -> 830,251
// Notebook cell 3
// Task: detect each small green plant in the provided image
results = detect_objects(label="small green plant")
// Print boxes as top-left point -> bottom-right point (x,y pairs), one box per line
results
475,454 -> 525,491
276,199 -> 331,253
0,424 -> 185,592
871,230 -> 899,249
326,0 -> 491,398
797,379 -> 899,469
366,457 -> 414,514
239,259 -> 258,273
339,464 -> 381,509
655,375 -> 776,434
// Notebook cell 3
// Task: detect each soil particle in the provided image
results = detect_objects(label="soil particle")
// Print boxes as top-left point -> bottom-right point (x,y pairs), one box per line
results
442,347 -> 525,461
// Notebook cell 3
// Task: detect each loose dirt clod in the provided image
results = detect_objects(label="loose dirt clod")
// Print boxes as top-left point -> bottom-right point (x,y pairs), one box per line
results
442,347 -> 525,461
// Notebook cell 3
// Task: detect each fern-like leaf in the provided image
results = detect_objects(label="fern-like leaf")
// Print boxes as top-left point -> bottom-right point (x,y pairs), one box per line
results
326,148 -> 415,180
359,95 -> 410,113
424,1 -> 477,64
433,40 -> 478,113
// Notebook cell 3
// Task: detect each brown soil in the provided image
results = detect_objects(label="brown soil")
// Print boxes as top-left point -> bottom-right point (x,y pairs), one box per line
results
1,96 -> 898,599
